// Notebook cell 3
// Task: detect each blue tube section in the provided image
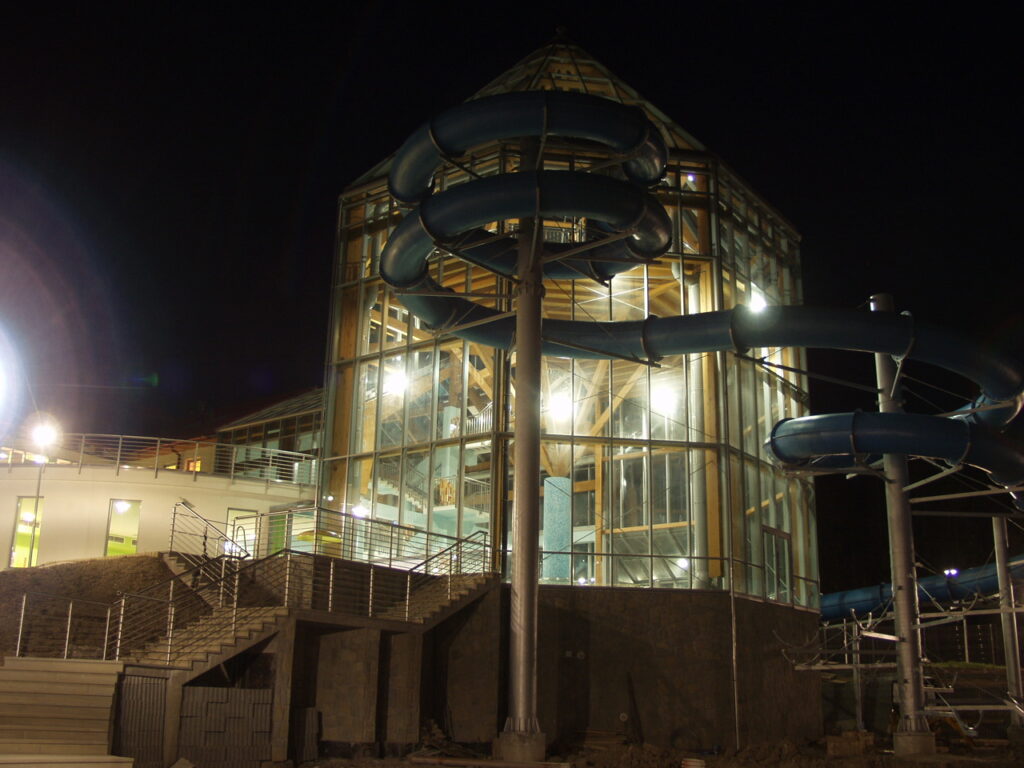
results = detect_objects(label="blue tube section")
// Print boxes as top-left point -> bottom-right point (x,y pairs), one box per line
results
388,91 -> 667,203
821,552 -> 1024,620
382,90 -> 1024,615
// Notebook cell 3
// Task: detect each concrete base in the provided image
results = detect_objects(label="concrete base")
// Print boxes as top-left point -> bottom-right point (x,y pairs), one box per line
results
1008,724 -> 1024,748
493,731 -> 546,762
893,730 -> 936,757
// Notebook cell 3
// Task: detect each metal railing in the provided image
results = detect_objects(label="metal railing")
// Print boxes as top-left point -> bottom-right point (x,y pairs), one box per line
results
169,499 -> 251,566
14,592 -> 113,659
13,530 -> 493,665
230,505 -> 475,566
0,433 -> 317,487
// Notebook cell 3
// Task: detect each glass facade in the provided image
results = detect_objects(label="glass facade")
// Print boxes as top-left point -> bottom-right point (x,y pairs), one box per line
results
322,48 -> 818,608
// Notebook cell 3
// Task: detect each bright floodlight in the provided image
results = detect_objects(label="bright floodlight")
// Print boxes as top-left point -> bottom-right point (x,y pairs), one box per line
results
352,504 -> 370,518
31,421 -> 59,449
383,370 -> 408,395
748,294 -> 767,313
944,568 -> 959,577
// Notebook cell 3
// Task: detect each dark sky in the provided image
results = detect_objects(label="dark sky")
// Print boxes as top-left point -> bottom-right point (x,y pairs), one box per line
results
1,3 -> 1021,590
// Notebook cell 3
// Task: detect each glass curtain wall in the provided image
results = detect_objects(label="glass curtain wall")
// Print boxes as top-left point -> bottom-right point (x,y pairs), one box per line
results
324,116 -> 817,608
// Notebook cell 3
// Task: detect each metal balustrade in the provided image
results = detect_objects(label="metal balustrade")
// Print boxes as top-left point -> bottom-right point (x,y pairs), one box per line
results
0,433 -> 317,487
169,500 -> 251,567
13,528 -> 493,666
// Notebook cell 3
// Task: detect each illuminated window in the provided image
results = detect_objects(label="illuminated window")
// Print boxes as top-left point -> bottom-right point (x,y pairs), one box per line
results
106,499 -> 141,556
185,458 -> 202,472
10,497 -> 43,567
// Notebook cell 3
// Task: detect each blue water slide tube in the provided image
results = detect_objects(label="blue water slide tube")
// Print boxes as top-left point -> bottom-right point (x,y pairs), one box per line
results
381,89 -> 1024,612
821,552 -> 1024,620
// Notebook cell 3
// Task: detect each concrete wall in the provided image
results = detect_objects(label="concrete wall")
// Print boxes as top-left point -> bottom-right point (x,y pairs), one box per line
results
0,464 -> 309,568
429,585 -> 821,752
317,628 -> 381,743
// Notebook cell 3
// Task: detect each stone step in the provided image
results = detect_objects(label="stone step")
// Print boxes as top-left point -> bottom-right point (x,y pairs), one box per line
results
0,741 -> 107,755
0,680 -> 116,697
0,718 -> 109,734
0,730 -> 107,745
0,670 -> 119,687
0,692 -> 112,708
0,756 -> 132,768
0,704 -> 111,721
0,659 -> 123,675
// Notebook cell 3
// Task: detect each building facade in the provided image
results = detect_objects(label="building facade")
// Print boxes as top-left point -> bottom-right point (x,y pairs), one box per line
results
322,43 -> 818,609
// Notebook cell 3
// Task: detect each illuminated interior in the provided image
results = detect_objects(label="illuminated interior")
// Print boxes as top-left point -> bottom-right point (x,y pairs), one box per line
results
321,44 -> 818,606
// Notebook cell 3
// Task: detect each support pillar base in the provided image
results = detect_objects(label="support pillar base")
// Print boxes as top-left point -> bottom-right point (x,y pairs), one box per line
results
494,731 -> 546,762
893,730 -> 935,757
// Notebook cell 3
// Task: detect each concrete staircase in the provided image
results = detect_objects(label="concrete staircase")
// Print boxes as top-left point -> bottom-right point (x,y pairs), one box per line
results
126,605 -> 289,675
376,572 -> 499,628
0,657 -> 132,768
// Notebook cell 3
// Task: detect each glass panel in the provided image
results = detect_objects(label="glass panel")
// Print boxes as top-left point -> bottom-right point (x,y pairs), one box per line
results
378,354 -> 406,449
541,357 -> 573,435
611,359 -> 647,439
373,454 -> 401,522
436,341 -> 464,440
403,450 -> 430,531
106,499 -> 141,556
406,347 -> 434,445
359,284 -> 382,355
462,441 -> 492,538
573,358 -> 609,438
10,497 -> 43,567
430,444 -> 460,538
354,361 -> 379,453
465,343 -> 495,436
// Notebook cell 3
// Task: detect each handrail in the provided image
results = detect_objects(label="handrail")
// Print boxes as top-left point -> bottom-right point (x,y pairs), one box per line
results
0,432 -> 317,487
171,499 -> 250,562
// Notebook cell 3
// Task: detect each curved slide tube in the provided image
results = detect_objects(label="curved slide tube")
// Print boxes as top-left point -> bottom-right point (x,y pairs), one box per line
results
380,90 -> 1024,609
821,552 -> 1024,620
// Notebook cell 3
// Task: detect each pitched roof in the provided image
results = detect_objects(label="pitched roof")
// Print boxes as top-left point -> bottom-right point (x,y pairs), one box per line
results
346,38 -> 707,191
217,388 -> 323,431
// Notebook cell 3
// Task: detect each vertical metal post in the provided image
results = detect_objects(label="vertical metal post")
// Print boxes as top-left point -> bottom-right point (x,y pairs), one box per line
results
29,460 -> 44,567
963,618 -> 971,663
168,505 -> 177,553
191,442 -> 199,481
154,437 -> 161,477
63,601 -> 74,659
389,524 -> 395,568
499,137 -> 545,760
115,598 -> 126,660
166,603 -> 175,665
368,567 -> 375,617
103,606 -> 111,661
16,594 -> 26,656
219,558 -> 226,607
852,621 -> 865,732
871,294 -> 934,755
115,435 -> 123,476
404,571 -> 411,621
328,559 -> 335,612
447,552 -> 453,600
284,552 -> 292,606
993,516 -> 1022,725
232,568 -> 240,634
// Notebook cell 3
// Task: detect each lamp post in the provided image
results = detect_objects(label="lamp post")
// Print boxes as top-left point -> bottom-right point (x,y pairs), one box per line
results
26,416 -> 60,567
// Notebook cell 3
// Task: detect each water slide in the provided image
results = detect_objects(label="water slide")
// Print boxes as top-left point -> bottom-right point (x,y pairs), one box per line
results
379,90 -> 1024,616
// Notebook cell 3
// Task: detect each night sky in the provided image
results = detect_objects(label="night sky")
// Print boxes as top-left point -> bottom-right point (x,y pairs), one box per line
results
1,3 -> 1021,591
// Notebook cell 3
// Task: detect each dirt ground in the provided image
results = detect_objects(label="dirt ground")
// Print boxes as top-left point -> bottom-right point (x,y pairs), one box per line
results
0,553 -> 173,654
298,738 -> 1023,768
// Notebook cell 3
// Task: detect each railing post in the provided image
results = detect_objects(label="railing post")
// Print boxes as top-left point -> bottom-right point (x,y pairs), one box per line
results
115,435 -> 123,476
169,505 -> 177,553
154,437 -> 161,478
219,557 -> 226,607
166,603 -> 175,665
404,572 -> 411,622
328,559 -> 335,612
77,435 -> 85,475
448,552 -> 453,600
232,568 -> 240,634
368,568 -> 375,617
103,606 -> 112,661
64,601 -> 74,659
16,594 -> 27,657
229,446 -> 236,482
284,552 -> 292,606
389,524 -> 395,568
192,441 -> 200,482
115,598 -> 126,661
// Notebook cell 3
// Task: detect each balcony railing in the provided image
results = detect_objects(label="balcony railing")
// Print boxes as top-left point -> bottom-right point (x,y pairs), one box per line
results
0,433 -> 317,487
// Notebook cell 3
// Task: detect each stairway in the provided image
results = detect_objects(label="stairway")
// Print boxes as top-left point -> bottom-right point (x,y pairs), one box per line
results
0,658 -> 132,768
376,572 -> 498,627
125,606 -> 289,675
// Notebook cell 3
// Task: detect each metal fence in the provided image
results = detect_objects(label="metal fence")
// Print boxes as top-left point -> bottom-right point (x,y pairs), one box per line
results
1,433 -> 317,487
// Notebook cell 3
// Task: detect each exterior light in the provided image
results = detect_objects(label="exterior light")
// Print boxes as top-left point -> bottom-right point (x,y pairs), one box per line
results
748,294 -> 767,313
944,568 -> 958,577
31,421 -> 59,450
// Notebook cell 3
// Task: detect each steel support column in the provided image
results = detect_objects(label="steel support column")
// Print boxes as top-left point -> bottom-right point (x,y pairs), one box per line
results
497,138 -> 546,762
872,293 -> 935,755
993,516 -> 1023,727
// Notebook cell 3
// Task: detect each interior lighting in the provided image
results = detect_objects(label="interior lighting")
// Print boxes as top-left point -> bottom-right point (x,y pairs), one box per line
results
20,511 -> 35,524
748,294 -> 767,313
114,500 -> 131,514
944,568 -> 959,577
352,505 -> 369,518
686,174 -> 695,182
577,577 -> 587,586
652,382 -> 678,411
383,370 -> 407,395
547,392 -> 573,417
676,557 -> 690,570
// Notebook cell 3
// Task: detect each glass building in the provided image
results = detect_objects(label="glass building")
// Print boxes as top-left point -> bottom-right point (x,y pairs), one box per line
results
322,42 -> 818,609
